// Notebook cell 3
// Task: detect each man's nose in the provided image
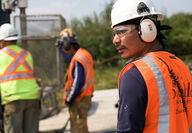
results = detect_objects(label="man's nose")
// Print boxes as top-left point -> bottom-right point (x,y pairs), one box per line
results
113,35 -> 121,47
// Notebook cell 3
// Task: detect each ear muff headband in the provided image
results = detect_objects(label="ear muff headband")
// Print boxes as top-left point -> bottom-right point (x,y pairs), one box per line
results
138,18 -> 157,42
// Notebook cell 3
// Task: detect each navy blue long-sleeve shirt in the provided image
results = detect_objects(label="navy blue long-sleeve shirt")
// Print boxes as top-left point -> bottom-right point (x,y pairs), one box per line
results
117,66 -> 148,133
65,61 -> 84,105
58,47 -> 73,63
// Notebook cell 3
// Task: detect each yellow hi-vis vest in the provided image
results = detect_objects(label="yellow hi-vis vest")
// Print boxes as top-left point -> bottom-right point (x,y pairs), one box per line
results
0,45 -> 40,105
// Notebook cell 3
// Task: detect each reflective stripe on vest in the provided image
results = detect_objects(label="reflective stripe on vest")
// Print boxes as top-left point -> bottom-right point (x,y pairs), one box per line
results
142,55 -> 170,133
0,47 -> 34,83
0,73 -> 34,82
76,55 -> 94,91
3,47 -> 33,71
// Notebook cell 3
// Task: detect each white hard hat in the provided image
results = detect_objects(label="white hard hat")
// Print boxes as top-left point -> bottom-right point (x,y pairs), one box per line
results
0,23 -> 20,41
111,0 -> 164,27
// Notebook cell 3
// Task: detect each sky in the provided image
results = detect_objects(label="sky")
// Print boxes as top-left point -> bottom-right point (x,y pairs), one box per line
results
11,0 -> 192,23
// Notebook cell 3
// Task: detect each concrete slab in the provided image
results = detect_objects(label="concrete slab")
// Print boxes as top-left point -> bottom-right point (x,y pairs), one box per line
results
39,89 -> 119,133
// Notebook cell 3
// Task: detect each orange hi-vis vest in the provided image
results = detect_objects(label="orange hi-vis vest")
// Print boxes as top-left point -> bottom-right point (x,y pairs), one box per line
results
118,51 -> 192,133
0,45 -> 40,104
64,48 -> 94,102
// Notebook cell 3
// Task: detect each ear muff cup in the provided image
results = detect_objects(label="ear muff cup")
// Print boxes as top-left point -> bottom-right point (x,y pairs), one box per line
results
138,18 -> 157,42
62,38 -> 71,50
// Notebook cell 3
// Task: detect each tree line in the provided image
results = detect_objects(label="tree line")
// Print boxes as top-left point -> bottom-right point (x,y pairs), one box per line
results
68,2 -> 192,64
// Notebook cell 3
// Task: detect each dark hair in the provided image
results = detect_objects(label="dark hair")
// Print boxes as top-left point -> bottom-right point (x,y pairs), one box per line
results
71,42 -> 80,50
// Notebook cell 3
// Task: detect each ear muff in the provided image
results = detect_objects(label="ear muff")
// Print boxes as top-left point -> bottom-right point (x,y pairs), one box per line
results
138,18 -> 157,42
62,38 -> 71,51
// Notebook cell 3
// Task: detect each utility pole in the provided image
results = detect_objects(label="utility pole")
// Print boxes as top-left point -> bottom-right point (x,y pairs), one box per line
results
18,0 -> 28,49
56,16 -> 66,90
19,7 -> 27,49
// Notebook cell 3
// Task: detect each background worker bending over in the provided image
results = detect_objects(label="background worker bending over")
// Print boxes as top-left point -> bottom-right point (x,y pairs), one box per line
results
56,28 -> 94,133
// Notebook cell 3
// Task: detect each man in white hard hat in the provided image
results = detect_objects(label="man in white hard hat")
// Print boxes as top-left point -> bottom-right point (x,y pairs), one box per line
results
0,23 -> 40,133
111,0 -> 192,132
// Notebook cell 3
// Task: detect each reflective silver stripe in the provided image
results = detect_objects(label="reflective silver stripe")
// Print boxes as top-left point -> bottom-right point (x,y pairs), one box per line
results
6,50 -> 28,73
190,126 -> 192,133
67,61 -> 78,101
83,78 -> 94,89
0,73 -> 34,82
23,61 -> 32,71
2,47 -> 17,56
142,55 -> 170,133
76,55 -> 92,91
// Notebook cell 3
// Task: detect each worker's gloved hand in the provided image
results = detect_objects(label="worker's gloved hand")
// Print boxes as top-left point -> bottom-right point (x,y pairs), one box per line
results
55,41 -> 62,48
63,92 -> 71,106
55,37 -> 64,48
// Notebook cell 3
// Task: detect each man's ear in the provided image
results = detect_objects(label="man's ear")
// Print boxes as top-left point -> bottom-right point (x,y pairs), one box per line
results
0,40 -> 4,49
1,41 -> 11,48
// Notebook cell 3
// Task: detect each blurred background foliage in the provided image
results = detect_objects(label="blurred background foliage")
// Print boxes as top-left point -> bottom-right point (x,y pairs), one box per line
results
29,1 -> 192,90
68,2 -> 192,89
70,2 -> 192,63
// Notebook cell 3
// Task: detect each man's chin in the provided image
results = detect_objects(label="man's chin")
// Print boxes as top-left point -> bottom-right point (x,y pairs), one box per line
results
120,54 -> 129,59
121,54 -> 134,60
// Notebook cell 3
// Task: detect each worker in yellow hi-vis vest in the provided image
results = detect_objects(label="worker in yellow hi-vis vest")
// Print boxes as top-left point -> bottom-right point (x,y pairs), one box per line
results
0,23 -> 40,133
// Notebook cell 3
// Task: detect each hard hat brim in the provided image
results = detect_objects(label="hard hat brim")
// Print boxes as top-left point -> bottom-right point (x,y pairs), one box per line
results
0,36 -> 4,41
3,36 -> 21,41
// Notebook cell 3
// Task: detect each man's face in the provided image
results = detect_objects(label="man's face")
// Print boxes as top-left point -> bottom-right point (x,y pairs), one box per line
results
61,46 -> 74,56
112,24 -> 146,59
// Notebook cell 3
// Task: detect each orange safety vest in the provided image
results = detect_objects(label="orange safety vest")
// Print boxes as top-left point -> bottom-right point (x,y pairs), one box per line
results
64,48 -> 94,102
118,51 -> 192,133
0,46 -> 35,83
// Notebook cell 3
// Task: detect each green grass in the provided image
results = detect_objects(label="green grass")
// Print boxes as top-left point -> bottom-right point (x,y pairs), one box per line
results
93,57 -> 192,90
51,57 -> 192,110
182,56 -> 192,65
94,65 -> 123,90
